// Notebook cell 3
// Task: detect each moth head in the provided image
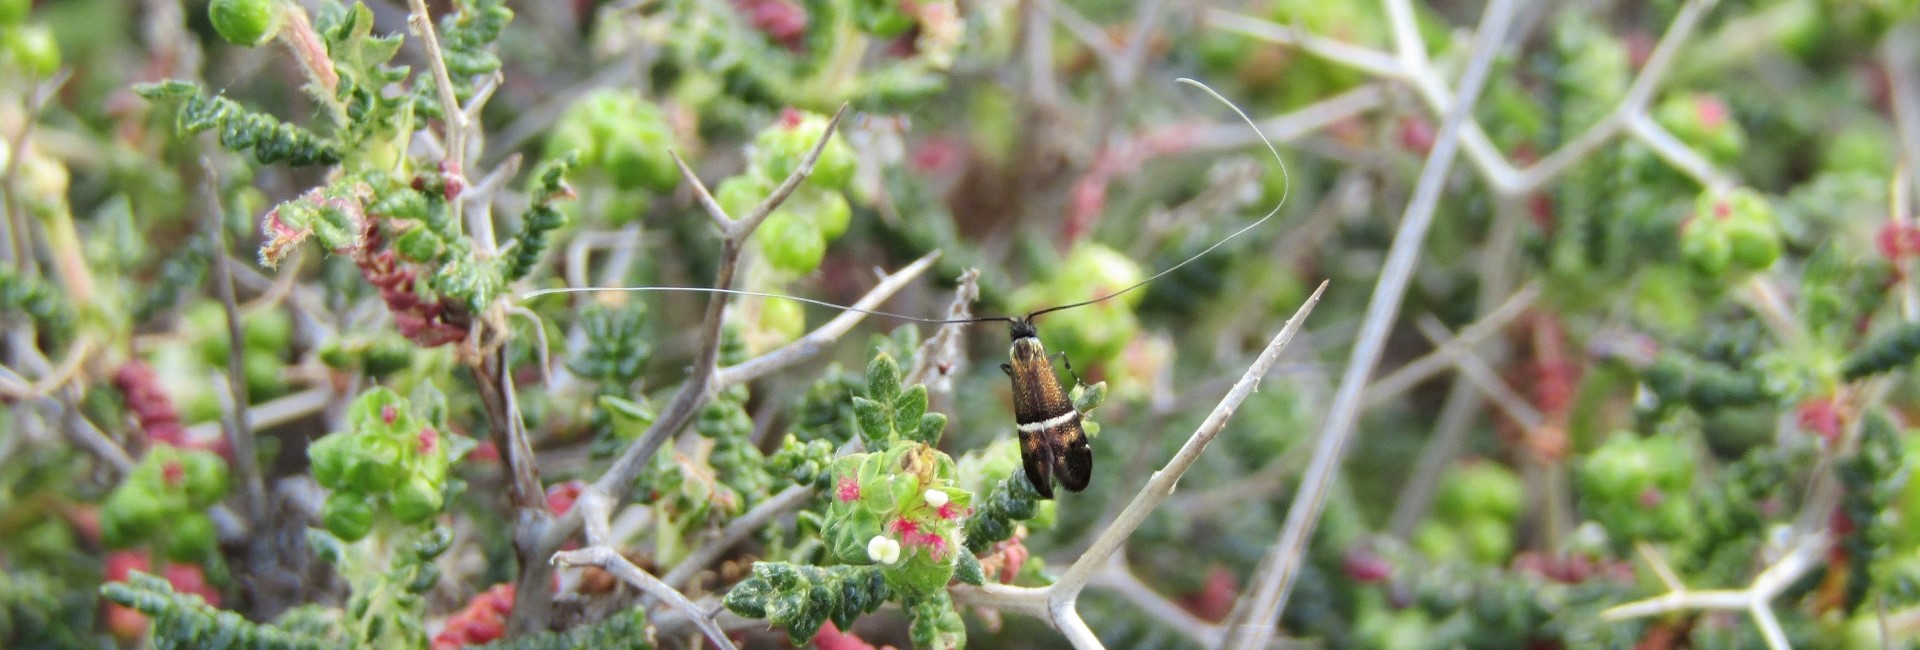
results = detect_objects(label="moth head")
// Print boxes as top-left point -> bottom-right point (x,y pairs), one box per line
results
1009,317 -> 1037,341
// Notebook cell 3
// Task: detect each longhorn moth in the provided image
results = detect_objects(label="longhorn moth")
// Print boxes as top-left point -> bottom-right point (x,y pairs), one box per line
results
525,78 -> 1294,499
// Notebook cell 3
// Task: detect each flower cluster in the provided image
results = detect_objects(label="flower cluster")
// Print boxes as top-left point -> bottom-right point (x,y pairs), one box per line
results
430,584 -> 514,650
308,388 -> 460,541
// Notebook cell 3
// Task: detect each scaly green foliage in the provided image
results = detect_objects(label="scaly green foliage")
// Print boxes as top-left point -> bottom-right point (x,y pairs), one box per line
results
723,562 -> 890,645
134,81 -> 343,166
100,572 -> 328,650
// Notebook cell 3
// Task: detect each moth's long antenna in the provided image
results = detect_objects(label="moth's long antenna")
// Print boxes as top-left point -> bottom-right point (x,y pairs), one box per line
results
1026,77 -> 1291,321
522,286 -> 1013,325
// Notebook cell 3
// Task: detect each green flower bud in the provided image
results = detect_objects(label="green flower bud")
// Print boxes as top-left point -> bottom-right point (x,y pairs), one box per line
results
363,337 -> 414,378
245,349 -> 288,400
389,475 -> 445,524
790,185 -> 852,240
1679,218 -> 1732,278
309,432 -> 348,489
0,0 -> 30,26
753,111 -> 857,190
714,175 -> 768,220
602,127 -> 677,192
1460,516 -> 1513,565
323,491 -> 376,541
1726,217 -> 1781,271
1435,462 -> 1524,524
209,0 -> 284,47
102,486 -> 165,548
755,210 -> 827,274
178,450 -> 230,509
8,23 -> 58,76
163,512 -> 219,562
855,0 -> 916,37
1411,520 -> 1460,561
345,436 -> 406,492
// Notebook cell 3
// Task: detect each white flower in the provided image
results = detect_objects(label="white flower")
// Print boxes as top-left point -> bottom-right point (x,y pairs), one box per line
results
923,489 -> 950,508
867,535 -> 902,565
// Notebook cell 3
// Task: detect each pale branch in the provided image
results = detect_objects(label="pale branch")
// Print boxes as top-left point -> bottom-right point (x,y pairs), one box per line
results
1202,9 -> 1404,78
950,282 -> 1326,650
519,109 -> 858,630
660,484 -> 813,590
200,158 -> 269,525
713,252 -> 940,388
0,364 -> 135,473
1601,533 -> 1832,650
184,387 -> 331,443
406,0 -> 470,215
1887,24 -> 1920,202
1185,84 -> 1390,153
1215,0 -> 1722,197
1624,111 -> 1732,190
904,268 -> 981,392
550,545 -> 739,650
1412,314 -> 1544,431
1086,557 -> 1222,648
1361,282 -> 1538,409
1514,0 -> 1720,191
671,150 -> 732,232
1386,194 -> 1530,539
1221,0 -> 1519,645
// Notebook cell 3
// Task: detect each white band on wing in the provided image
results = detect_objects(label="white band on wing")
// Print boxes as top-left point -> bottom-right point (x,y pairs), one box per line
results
1016,411 -> 1078,434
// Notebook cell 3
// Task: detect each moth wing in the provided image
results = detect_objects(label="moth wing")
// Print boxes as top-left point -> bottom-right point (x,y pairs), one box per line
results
1054,420 -> 1092,493
1019,428 -> 1056,500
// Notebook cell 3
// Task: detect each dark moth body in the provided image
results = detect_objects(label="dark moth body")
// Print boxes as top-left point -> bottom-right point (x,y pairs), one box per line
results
1002,319 -> 1092,499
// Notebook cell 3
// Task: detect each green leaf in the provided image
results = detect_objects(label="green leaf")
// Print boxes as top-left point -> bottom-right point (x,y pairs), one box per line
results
953,552 -> 984,586
851,396 -> 889,446
913,413 -> 947,446
893,384 -> 928,433
866,353 -> 901,402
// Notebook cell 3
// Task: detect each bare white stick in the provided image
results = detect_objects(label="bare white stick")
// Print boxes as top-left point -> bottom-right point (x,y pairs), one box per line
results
1221,0 -> 1520,645
1601,533 -> 1830,650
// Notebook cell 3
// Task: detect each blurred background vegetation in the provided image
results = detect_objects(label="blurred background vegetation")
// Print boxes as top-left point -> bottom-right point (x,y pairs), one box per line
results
4,0 -> 1920,647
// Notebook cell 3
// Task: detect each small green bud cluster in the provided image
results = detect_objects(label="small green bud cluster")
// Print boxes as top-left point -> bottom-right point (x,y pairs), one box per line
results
1577,432 -> 1696,545
318,334 -> 416,380
1412,462 -> 1524,565
549,90 -> 678,194
0,0 -> 58,77
307,388 -> 455,541
768,434 -> 836,489
1009,243 -> 1146,365
1679,188 -> 1782,280
101,445 -> 230,563
733,109 -> 858,275
184,301 -> 295,401
1655,94 -> 1747,164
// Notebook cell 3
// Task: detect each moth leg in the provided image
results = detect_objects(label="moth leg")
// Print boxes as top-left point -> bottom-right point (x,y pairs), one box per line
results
1050,351 -> 1083,387
1000,362 -> 1013,376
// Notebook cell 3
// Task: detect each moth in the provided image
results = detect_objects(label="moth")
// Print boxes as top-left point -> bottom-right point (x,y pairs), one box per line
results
526,79 -> 1288,499
1002,317 -> 1090,499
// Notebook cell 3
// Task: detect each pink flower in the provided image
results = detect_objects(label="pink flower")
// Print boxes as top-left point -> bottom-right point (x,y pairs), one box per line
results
936,502 -> 959,520
835,475 -> 861,502
418,426 -> 439,454
891,517 -> 919,536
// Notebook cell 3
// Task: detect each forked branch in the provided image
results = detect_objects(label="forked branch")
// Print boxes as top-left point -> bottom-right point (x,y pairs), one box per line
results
950,282 -> 1326,649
